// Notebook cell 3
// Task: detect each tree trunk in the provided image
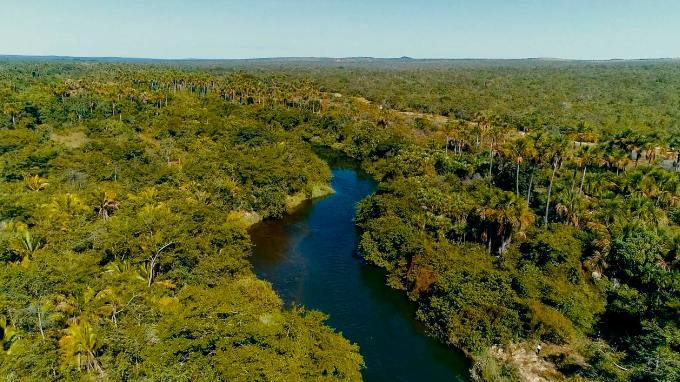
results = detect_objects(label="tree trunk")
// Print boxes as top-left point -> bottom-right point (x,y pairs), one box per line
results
499,224 -> 507,255
579,165 -> 587,195
92,353 -> 103,373
526,166 -> 534,205
544,163 -> 558,226
147,258 -> 155,288
516,162 -> 520,195
489,140 -> 494,178
571,168 -> 578,191
37,304 -> 45,341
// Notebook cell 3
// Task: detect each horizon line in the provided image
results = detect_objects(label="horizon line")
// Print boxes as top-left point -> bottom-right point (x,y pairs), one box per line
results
1,54 -> 680,63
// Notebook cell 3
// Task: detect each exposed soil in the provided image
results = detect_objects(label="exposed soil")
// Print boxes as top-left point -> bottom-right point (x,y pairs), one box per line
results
51,130 -> 88,148
489,342 -> 587,382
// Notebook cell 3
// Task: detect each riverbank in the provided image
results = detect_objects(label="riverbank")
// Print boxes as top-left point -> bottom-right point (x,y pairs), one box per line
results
234,182 -> 335,227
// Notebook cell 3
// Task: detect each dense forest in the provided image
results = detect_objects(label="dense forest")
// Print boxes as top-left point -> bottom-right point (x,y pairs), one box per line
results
2,58 -> 680,382
307,59 -> 680,136
0,60 -> 362,381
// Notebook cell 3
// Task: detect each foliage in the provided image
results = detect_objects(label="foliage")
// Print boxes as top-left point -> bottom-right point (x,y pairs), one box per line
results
3,58 -> 680,381
0,61 -> 362,381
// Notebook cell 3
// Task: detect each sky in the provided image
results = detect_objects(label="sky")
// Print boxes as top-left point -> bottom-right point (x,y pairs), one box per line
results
1,0 -> 679,60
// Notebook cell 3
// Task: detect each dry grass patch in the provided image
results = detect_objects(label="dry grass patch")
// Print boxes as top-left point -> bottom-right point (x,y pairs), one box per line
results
485,342 -> 588,382
51,130 -> 88,148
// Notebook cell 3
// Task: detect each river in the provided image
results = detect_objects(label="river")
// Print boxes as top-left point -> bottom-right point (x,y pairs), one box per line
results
249,166 -> 471,382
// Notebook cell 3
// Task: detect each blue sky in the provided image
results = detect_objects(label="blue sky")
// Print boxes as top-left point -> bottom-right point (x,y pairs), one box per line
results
1,0 -> 678,60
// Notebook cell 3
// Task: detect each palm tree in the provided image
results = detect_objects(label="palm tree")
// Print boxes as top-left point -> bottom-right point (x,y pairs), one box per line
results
58,319 -> 102,373
92,189 -> 119,220
21,230 -> 42,253
503,137 -> 536,195
574,146 -> 605,195
628,196 -> 662,226
555,189 -> 586,227
641,134 -> 662,165
24,174 -> 49,192
657,172 -> 680,210
0,314 -> 19,352
595,194 -> 626,230
586,172 -> 617,198
528,131 -> 551,206
636,171 -> 660,200
544,134 -> 568,226
570,121 -> 598,147
12,229 -> 44,265
472,112 -> 492,151
478,187 -> 535,254
49,193 -> 87,215
625,168 -> 648,196
667,138 -> 680,172
607,149 -> 630,175
488,122 -> 506,179
48,194 -> 87,231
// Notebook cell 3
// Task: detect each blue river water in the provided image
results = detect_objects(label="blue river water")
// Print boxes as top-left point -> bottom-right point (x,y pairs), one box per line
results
249,168 -> 471,382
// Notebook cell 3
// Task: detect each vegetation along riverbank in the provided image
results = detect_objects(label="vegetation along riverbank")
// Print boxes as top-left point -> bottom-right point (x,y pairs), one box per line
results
2,58 -> 680,381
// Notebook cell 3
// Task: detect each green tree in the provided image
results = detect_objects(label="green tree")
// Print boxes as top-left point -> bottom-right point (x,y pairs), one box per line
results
58,319 -> 102,373
478,187 -> 535,254
544,134 -> 568,226
502,137 -> 536,195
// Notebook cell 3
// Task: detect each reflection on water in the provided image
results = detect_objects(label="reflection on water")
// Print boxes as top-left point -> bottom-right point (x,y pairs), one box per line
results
249,168 -> 471,382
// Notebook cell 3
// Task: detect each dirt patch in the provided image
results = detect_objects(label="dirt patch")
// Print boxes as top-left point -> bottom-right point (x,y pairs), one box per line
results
351,96 -> 449,126
399,111 -> 449,125
489,342 -> 587,382
51,131 -> 88,148
233,185 -> 334,227
232,211 -> 263,227
285,184 -> 335,213
310,184 -> 334,199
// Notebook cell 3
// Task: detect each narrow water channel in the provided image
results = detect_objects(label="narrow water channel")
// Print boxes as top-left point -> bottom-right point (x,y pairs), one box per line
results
249,167 -> 471,382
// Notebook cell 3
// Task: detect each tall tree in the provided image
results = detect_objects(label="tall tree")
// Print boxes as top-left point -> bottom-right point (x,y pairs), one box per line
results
544,134 -> 568,226
478,187 -> 535,254
503,137 -> 536,195
575,145 -> 605,195
487,121 -> 506,179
